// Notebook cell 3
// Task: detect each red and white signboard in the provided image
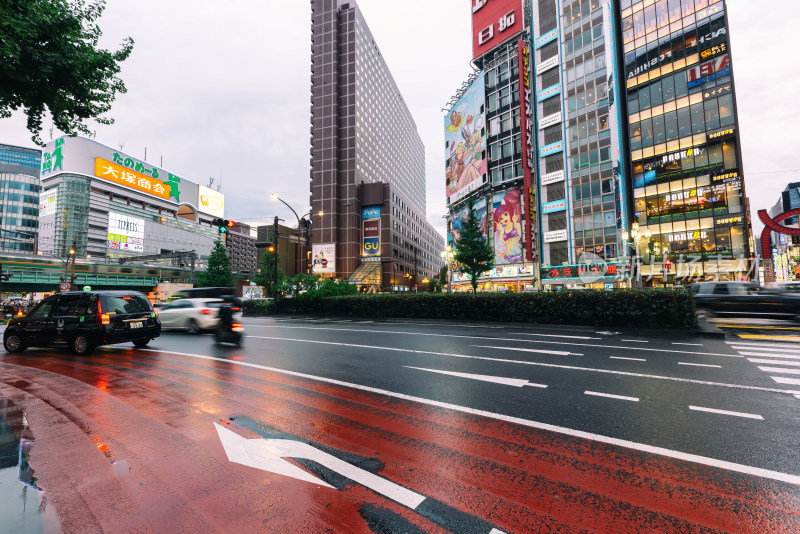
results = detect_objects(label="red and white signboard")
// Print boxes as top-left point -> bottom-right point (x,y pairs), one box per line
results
472,0 -> 524,59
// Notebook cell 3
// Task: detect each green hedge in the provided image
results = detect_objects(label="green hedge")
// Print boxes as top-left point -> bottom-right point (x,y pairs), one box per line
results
241,299 -> 275,316
274,290 -> 697,329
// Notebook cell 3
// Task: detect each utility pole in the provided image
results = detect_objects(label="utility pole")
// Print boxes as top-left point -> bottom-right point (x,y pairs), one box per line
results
273,216 -> 279,299
69,239 -> 78,290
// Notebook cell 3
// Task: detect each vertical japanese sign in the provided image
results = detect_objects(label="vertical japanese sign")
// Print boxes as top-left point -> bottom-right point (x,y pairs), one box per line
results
517,38 -> 536,262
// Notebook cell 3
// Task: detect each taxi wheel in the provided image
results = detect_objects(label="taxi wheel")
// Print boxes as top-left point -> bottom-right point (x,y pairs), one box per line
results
71,335 -> 94,356
132,338 -> 150,348
3,334 -> 26,353
186,319 -> 200,334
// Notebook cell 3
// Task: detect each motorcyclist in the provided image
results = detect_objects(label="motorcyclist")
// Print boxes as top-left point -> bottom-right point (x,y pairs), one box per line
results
218,302 -> 234,330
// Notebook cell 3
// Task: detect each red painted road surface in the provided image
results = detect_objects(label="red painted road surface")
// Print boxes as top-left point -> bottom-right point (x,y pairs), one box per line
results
0,348 -> 798,533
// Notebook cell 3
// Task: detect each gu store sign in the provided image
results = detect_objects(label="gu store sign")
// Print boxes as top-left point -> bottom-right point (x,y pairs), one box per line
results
362,217 -> 381,257
471,0 -> 523,59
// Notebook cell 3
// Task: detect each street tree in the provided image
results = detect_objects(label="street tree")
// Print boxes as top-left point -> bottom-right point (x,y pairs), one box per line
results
255,247 -> 284,297
0,0 -> 134,145
454,199 -> 494,293
196,240 -> 233,288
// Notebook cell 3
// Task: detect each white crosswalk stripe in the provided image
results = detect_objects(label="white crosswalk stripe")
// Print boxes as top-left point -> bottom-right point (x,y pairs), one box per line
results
730,343 -> 800,390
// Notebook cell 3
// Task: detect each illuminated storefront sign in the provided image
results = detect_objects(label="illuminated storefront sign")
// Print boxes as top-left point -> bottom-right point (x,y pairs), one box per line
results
361,205 -> 381,219
715,215 -> 744,226
518,39 -> 536,263
540,140 -> 564,157
708,127 -> 735,140
535,28 -> 558,49
107,212 -> 145,253
39,189 -> 57,217
700,41 -> 728,60
703,84 -> 731,99
711,170 -> 740,185
537,83 -> 561,102
95,158 -> 171,200
198,185 -> 225,218
362,217 -> 381,257
644,146 -> 704,171
542,199 -> 566,214
668,231 -> 708,242
472,0 -> 523,59
542,263 -> 622,280
687,54 -> 730,89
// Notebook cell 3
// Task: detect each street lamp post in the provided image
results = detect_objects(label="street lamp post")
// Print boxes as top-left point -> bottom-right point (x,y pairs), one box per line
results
622,222 -> 651,289
440,246 -> 454,293
298,210 -> 324,274
271,194 -> 306,277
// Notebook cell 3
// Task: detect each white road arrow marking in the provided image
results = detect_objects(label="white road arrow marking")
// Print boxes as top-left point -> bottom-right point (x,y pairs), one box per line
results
214,423 -> 426,509
405,366 -> 547,388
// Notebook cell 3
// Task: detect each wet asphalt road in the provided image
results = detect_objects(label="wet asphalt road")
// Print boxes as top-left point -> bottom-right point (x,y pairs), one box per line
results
1,317 -> 799,533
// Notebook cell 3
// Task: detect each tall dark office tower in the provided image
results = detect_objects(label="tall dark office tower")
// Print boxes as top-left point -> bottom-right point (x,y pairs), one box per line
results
620,0 -> 752,283
309,0 -> 443,289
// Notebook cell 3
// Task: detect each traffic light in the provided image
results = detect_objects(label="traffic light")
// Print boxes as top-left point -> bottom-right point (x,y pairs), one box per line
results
212,218 -> 235,234
264,242 -> 275,253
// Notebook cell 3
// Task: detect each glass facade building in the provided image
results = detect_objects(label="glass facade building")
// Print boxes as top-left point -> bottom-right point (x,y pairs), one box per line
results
0,144 -> 41,253
621,0 -> 750,282
531,0 -> 631,287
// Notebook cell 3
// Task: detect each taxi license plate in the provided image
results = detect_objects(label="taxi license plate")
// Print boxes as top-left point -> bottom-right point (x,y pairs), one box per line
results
129,321 -> 144,329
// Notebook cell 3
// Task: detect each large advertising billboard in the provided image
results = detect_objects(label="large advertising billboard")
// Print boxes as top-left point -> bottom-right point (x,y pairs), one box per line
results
198,185 -> 225,218
471,0 -> 524,59
312,243 -> 336,274
445,71 -> 486,205
107,212 -> 145,253
41,136 -> 200,208
39,189 -> 57,217
493,189 -> 523,264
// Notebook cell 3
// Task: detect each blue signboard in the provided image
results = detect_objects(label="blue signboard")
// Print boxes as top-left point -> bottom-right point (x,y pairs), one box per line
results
537,84 -> 561,102
361,206 -> 381,219
362,237 -> 380,256
535,28 -> 558,49
540,141 -> 564,157
542,199 -> 567,214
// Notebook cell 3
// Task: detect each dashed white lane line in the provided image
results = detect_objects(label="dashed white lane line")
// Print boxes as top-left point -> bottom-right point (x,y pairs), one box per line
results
747,358 -> 800,367
758,366 -> 800,375
515,333 -> 601,340
795,394 -> 800,400
773,377 -> 800,386
689,405 -> 763,420
141,348 -> 800,487
621,339 -> 648,343
728,343 -> 800,352
471,345 -> 579,356
610,356 -> 646,362
678,362 -> 722,368
585,391 -> 639,402
673,342 -> 703,346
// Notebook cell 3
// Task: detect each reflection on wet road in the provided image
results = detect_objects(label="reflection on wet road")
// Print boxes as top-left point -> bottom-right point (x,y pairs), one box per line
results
0,320 -> 798,533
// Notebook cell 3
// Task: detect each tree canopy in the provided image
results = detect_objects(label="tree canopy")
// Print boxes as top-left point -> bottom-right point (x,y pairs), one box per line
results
196,240 -> 233,288
0,0 -> 134,145
453,198 -> 494,293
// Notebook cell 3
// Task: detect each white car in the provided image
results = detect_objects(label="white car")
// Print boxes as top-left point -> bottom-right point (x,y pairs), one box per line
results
156,298 -> 239,333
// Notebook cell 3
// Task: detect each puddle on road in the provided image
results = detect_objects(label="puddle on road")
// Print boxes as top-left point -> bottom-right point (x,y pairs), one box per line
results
0,398 -> 61,534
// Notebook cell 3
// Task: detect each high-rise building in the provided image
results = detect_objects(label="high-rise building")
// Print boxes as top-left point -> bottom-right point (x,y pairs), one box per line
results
620,0 -> 751,283
309,0 -> 444,291
528,0 -> 632,288
0,143 -> 41,254
226,223 -> 257,275
444,0 -> 539,292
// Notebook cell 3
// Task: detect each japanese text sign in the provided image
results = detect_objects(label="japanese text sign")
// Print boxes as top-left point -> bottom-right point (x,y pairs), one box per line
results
472,0 -> 523,59
95,158 -> 170,200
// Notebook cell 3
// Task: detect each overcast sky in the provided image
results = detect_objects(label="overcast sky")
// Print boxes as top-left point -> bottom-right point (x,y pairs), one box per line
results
0,0 -> 796,239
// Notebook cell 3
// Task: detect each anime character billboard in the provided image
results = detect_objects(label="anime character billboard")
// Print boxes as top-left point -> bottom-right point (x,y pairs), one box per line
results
447,206 -> 469,250
445,72 -> 487,204
493,189 -> 523,264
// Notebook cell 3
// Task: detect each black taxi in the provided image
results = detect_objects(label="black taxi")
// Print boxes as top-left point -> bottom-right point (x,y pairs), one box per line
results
3,291 -> 161,356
